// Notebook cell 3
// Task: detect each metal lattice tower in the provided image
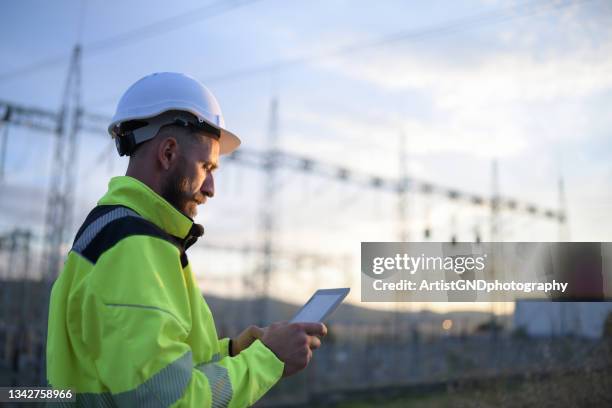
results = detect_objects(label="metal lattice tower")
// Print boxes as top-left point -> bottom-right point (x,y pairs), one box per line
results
39,45 -> 81,384
489,159 -> 500,327
256,97 -> 279,325
558,174 -> 569,241
490,159 -> 500,242
0,107 -> 10,183
397,130 -> 409,242
42,45 -> 82,282
393,130 -> 409,342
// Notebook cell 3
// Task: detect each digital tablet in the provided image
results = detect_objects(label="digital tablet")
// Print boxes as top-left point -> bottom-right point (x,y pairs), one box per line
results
290,288 -> 350,323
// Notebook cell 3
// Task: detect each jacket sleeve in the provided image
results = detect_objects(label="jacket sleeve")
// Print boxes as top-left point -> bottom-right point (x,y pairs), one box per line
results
81,235 -> 284,407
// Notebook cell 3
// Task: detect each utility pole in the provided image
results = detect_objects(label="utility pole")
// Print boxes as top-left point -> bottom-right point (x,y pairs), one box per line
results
558,173 -> 569,241
489,159 -> 500,341
0,107 -> 10,183
490,159 -> 500,242
397,130 -> 409,242
557,171 -> 570,337
391,130 -> 410,372
257,97 -> 279,326
394,130 -> 409,343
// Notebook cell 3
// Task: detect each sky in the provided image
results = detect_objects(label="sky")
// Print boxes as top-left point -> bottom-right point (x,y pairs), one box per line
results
1,0 -> 611,315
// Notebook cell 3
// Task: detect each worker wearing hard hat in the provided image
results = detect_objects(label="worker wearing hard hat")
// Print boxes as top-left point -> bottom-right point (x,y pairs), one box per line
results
46,72 -> 326,407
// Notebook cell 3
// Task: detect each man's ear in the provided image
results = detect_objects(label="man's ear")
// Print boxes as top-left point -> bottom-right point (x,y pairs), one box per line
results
157,137 -> 179,170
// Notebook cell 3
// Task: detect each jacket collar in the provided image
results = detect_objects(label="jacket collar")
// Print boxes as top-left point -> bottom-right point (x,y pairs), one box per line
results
98,176 -> 201,243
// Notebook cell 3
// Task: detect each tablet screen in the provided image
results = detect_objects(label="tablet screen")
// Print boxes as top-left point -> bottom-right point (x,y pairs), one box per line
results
290,288 -> 350,323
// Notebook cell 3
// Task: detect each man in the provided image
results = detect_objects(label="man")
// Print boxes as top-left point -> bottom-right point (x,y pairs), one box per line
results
46,72 -> 326,407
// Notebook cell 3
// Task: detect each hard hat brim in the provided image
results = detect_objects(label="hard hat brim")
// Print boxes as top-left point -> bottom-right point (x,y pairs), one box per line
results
219,128 -> 241,155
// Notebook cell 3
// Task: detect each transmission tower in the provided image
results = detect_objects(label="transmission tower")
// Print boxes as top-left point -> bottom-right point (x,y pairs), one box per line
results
256,97 -> 279,325
558,173 -> 569,241
393,130 -> 410,343
42,45 -> 82,282
489,159 -> 500,333
38,44 -> 82,384
397,130 -> 409,242
0,107 -> 10,183
490,159 -> 500,242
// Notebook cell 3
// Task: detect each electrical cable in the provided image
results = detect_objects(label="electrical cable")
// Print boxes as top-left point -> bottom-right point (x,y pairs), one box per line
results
0,0 -> 264,83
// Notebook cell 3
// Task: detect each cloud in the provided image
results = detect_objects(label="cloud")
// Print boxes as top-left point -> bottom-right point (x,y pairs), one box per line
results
283,100 -> 528,162
295,38 -> 612,159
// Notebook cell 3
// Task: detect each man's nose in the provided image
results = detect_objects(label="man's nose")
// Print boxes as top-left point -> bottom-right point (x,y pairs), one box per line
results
201,172 -> 214,198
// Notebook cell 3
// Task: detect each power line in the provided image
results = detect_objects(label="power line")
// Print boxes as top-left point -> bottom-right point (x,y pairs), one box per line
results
86,0 -> 263,53
200,0 -> 589,84
84,0 -> 589,109
0,0 -> 264,83
0,98 -> 567,222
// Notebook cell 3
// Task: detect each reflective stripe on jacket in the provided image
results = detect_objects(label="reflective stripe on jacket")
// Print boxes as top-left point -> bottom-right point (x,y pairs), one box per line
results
47,176 -> 284,407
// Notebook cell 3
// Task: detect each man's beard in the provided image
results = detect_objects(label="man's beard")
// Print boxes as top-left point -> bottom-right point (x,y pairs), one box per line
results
161,161 -> 196,219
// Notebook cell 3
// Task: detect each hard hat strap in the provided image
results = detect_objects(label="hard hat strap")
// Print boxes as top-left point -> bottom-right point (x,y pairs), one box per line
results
172,117 -> 221,139
114,111 -> 221,156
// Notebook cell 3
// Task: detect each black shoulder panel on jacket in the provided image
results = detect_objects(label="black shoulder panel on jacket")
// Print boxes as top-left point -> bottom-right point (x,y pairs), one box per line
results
72,205 -> 121,246
72,205 -> 178,264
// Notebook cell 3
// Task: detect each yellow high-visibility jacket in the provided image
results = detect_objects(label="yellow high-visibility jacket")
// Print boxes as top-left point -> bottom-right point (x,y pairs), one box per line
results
47,176 -> 284,407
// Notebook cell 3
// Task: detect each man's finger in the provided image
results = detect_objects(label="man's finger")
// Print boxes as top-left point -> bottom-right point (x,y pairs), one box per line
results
308,335 -> 321,350
300,322 -> 327,337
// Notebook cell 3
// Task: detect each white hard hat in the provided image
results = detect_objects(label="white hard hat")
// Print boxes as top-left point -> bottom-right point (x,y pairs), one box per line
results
108,72 -> 240,156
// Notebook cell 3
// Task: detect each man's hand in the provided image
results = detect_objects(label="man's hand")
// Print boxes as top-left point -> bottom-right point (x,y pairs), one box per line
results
261,322 -> 327,377
231,325 -> 264,356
